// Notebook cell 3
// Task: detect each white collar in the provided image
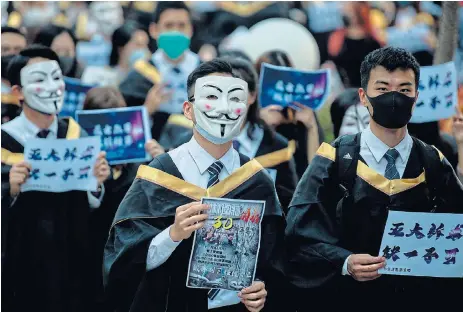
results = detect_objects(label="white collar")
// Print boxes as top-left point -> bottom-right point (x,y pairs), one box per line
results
235,122 -> 253,153
20,111 -> 58,137
152,49 -> 199,73
362,125 -> 412,163
186,136 -> 237,176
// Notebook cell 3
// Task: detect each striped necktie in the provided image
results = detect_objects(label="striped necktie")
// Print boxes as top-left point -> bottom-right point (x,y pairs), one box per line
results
384,148 -> 400,180
37,129 -> 50,138
207,161 -> 224,188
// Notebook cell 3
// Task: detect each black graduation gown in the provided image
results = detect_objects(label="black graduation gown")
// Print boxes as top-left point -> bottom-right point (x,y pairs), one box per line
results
1,117 -> 94,312
169,126 -> 299,213
103,153 -> 286,312
285,137 -> 463,308
89,163 -> 140,312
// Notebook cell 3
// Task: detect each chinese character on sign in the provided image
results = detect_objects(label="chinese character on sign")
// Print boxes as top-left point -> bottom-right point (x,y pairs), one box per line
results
44,172 -> 57,178
275,80 -> 284,92
78,166 -> 91,179
80,146 -> 95,160
418,80 -> 425,91
443,71 -> 452,87
45,149 -> 61,162
272,92 -> 283,102
430,96 -> 441,109
30,168 -> 40,180
64,148 -> 77,161
123,122 -> 131,134
427,223 -> 445,240
29,148 -> 42,161
404,250 -> 418,259
124,135 -> 133,146
428,74 -> 440,89
113,124 -> 123,135
62,168 -> 74,181
103,136 -> 113,148
103,124 -> 112,136
389,222 -> 405,237
445,93 -> 453,107
443,248 -> 459,265
423,247 -> 439,264
383,245 -> 401,262
93,124 -> 103,136
446,225 -> 462,241
406,223 -> 425,239
113,136 -> 123,147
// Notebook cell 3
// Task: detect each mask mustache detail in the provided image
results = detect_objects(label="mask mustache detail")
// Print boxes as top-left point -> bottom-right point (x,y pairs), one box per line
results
203,112 -> 240,121
33,90 -> 63,100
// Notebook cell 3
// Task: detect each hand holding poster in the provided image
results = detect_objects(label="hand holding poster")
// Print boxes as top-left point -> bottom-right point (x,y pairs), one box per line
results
187,198 -> 265,291
258,63 -> 330,110
378,211 -> 463,278
76,107 -> 152,165
410,62 -> 458,123
22,137 -> 101,193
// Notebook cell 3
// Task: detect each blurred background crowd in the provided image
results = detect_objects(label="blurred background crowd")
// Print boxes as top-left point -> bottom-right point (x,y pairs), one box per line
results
1,1 -> 463,310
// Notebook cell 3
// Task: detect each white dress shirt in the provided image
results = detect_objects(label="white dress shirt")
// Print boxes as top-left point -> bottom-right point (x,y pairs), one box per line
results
341,125 -> 413,275
152,49 -> 200,114
2,113 -> 105,208
146,136 -> 242,309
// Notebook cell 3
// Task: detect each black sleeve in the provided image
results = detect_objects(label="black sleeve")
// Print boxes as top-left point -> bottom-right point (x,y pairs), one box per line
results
118,69 -> 154,107
274,158 -> 298,214
285,149 -> 352,289
439,156 -> 463,211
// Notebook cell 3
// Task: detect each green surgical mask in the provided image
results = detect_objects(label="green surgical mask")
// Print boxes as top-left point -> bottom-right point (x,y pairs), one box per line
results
157,31 -> 191,60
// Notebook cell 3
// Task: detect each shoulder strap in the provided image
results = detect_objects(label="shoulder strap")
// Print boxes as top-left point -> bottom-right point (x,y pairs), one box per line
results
154,153 -> 185,181
334,133 -> 361,193
411,136 -> 442,210
133,60 -> 162,84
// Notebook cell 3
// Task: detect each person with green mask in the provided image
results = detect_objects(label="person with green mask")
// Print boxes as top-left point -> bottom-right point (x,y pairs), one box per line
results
119,1 -> 200,147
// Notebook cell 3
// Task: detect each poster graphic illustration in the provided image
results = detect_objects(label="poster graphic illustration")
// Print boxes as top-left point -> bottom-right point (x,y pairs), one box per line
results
76,107 -> 152,165
187,198 -> 265,291
258,63 -> 330,110
22,137 -> 100,193
59,77 -> 95,119
410,61 -> 457,123
378,211 -> 463,278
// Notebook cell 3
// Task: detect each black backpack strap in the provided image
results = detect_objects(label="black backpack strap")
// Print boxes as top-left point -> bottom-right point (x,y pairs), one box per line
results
411,136 -> 442,211
334,133 -> 362,194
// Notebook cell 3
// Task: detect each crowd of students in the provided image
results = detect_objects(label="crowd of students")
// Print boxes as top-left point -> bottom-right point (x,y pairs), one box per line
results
1,1 -> 463,312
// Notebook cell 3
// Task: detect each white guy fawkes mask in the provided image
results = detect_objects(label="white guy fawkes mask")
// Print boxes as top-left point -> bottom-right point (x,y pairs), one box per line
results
339,103 -> 370,137
192,76 -> 248,144
20,60 -> 65,115
89,2 -> 124,36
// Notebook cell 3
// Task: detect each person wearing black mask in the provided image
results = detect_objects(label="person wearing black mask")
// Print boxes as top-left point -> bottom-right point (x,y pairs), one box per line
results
33,24 -> 83,78
285,47 -> 463,308
1,26 -> 26,123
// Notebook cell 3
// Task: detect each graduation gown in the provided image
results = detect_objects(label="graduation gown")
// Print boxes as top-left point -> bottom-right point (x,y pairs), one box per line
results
285,136 -> 463,307
1,92 -> 22,124
1,118 -> 94,312
170,127 -> 298,213
103,153 -> 286,312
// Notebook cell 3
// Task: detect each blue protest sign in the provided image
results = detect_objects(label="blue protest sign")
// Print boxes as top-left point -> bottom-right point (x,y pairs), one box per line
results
258,63 -> 330,110
60,77 -> 95,119
75,106 -> 152,165
410,62 -> 458,123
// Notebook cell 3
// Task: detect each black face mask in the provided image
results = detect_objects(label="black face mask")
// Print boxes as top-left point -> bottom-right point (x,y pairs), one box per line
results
366,91 -> 416,129
1,55 -> 16,80
58,56 -> 75,77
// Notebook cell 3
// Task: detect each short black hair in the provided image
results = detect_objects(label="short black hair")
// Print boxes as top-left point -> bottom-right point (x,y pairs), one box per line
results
187,59 -> 238,101
7,44 -> 61,87
219,50 -> 252,63
153,1 -> 190,23
1,26 -> 26,38
360,47 -> 420,90
33,25 -> 77,49
110,21 -> 146,66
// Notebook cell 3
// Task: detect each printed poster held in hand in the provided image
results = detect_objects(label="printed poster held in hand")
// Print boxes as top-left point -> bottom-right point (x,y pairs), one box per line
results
76,106 -> 152,165
378,211 -> 463,278
187,198 -> 265,291
22,136 -> 101,193
258,63 -> 330,111
410,61 -> 458,123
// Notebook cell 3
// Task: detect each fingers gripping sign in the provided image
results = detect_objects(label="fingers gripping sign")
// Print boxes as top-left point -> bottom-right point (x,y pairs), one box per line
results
170,202 -> 210,242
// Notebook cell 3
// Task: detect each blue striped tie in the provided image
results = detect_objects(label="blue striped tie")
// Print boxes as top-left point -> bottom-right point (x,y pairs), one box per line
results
384,149 -> 400,180
207,161 -> 224,188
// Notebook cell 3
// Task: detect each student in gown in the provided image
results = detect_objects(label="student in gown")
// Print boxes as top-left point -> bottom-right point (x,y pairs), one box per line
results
285,47 -> 463,308
119,1 -> 201,142
1,45 -> 111,312
172,56 -> 299,212
104,59 -> 286,312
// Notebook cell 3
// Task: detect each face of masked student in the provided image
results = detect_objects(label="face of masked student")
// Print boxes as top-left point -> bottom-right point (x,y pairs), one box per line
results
339,103 -> 370,136
89,2 -> 124,36
192,76 -> 248,144
20,60 -> 65,115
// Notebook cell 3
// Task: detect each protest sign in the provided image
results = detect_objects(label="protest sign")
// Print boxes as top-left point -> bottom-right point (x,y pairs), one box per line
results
187,198 -> 265,291
60,76 -> 95,119
22,137 -> 100,193
258,63 -> 330,111
410,62 -> 458,123
76,107 -> 152,165
378,211 -> 463,278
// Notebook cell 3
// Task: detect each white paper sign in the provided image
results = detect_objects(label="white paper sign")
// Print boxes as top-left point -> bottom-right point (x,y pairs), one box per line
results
410,62 -> 458,123
22,137 -> 101,193
378,211 -> 463,278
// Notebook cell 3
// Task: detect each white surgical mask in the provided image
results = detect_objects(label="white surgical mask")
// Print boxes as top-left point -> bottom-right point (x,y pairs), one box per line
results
339,103 -> 370,137
22,3 -> 57,28
20,60 -> 65,115
89,2 -> 124,36
192,76 -> 248,144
